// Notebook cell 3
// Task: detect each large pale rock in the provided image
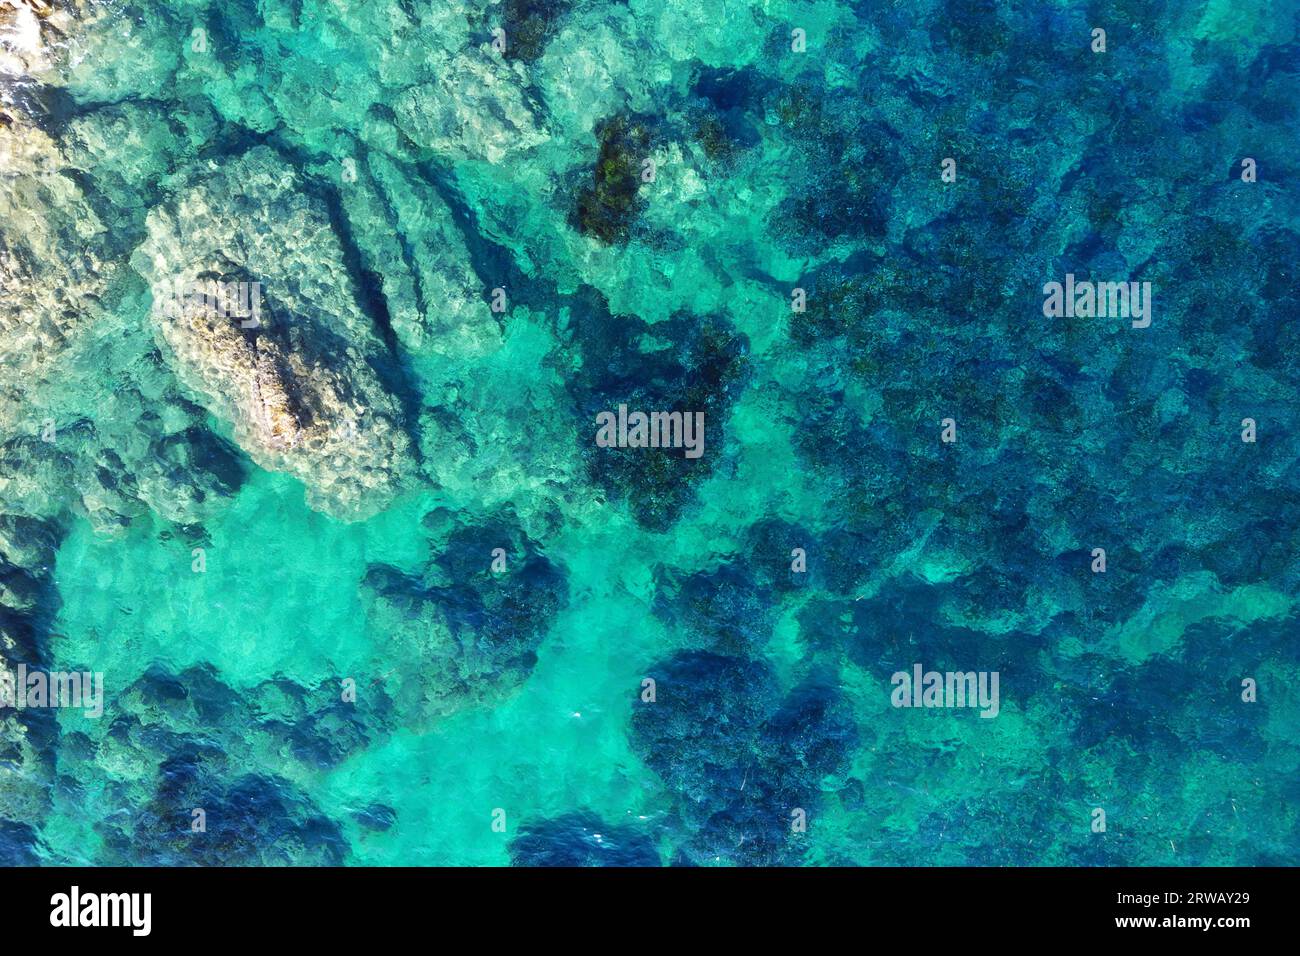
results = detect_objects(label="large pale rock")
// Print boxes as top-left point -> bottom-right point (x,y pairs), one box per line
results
134,147 -> 416,521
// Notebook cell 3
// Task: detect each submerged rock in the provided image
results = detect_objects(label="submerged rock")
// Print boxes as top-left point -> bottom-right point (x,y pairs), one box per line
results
354,150 -> 496,358
494,0 -> 574,65
133,146 -> 417,521
0,516 -> 62,842
570,113 -> 655,244
392,50 -> 546,164
565,291 -> 751,531
0,106 -> 116,434
510,811 -> 659,866
99,662 -> 390,776
96,750 -> 348,866
629,651 -> 855,865
361,510 -> 569,725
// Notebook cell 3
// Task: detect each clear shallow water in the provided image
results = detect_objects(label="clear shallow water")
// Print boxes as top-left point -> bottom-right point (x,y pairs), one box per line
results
1,0 -> 1298,865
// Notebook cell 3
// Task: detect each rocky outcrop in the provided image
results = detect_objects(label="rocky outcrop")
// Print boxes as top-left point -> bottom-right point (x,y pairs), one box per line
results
354,151 -> 495,359
392,49 -> 547,164
0,104 -> 116,433
0,1 -> 56,78
0,513 -> 61,856
134,147 -> 417,521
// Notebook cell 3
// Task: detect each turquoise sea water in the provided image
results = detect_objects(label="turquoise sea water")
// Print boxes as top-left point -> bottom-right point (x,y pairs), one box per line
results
1,0 -> 1298,866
